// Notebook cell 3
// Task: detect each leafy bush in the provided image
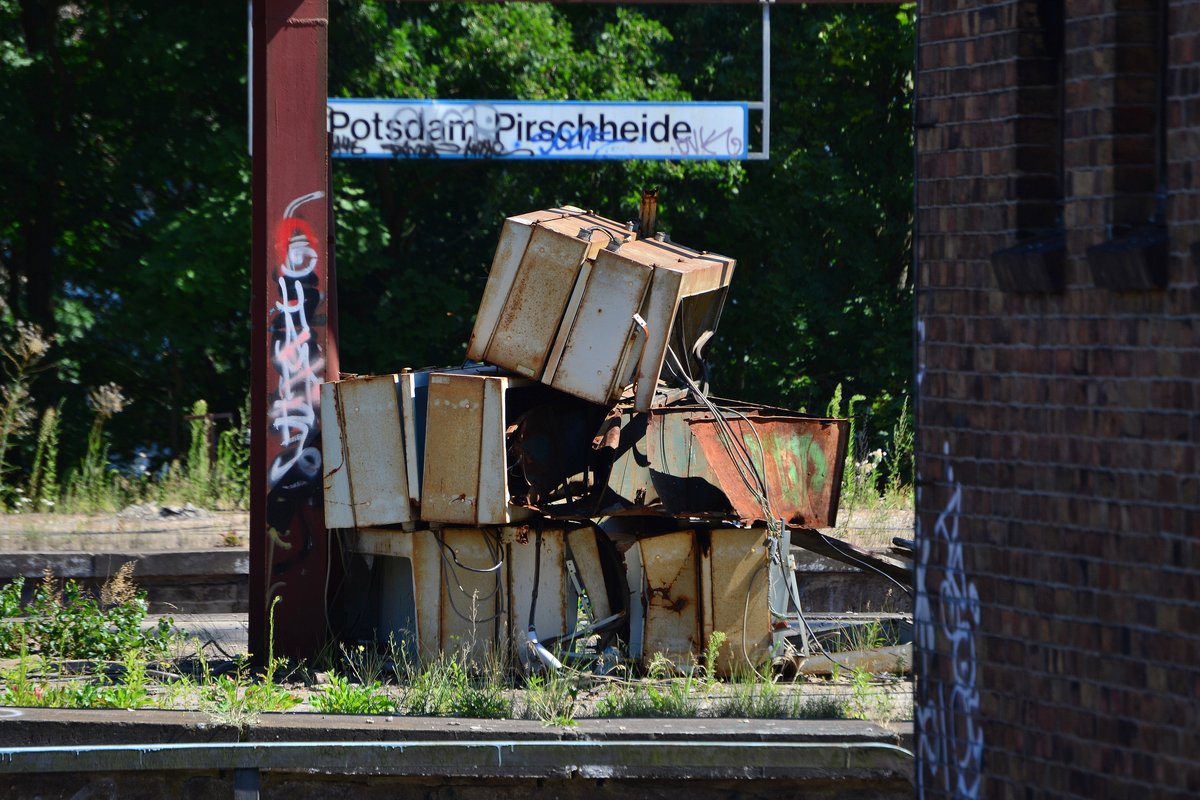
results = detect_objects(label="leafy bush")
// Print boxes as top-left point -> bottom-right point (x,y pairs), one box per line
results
312,675 -> 396,715
0,567 -> 173,662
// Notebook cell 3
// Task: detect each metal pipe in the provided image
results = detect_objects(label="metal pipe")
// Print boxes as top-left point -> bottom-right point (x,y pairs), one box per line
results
638,189 -> 658,238
747,2 -> 771,161
761,2 -> 771,159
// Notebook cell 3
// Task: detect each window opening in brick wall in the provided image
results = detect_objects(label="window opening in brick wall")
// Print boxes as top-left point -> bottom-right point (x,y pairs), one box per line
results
1086,0 -> 1169,289
990,0 -> 1066,293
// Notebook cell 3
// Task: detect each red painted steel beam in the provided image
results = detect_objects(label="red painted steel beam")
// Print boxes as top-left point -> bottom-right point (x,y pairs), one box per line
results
250,0 -> 335,662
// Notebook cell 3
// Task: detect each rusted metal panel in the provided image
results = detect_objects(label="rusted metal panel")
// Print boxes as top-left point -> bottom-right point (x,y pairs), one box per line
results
352,529 -> 505,663
566,528 -> 612,621
795,644 -> 913,675
320,375 -> 414,529
438,528 -> 505,661
476,378 -> 510,524
708,529 -> 771,676
506,528 -> 572,668
354,526 -> 571,665
533,404 -> 847,528
398,371 -> 424,507
320,382 -> 353,530
639,531 -> 701,668
634,528 -> 772,676
545,249 -> 653,405
346,527 -> 414,559
421,374 -> 487,524
411,530 -> 443,661
689,414 -> 848,528
486,225 -> 589,378
467,208 -> 584,362
629,241 -> 735,412
420,372 -> 534,526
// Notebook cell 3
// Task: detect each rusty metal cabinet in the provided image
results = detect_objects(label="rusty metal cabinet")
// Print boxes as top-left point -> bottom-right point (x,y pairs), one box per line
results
321,374 -> 417,529
637,528 -> 772,676
467,207 -> 735,409
420,371 -> 536,526
466,207 -> 633,388
346,527 -> 577,667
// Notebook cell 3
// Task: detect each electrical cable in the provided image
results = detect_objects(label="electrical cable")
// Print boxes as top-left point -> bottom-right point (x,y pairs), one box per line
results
436,530 -> 504,625
665,345 -> 904,677
582,226 -> 619,245
434,530 -> 504,574
741,562 -> 771,680
527,527 -> 563,671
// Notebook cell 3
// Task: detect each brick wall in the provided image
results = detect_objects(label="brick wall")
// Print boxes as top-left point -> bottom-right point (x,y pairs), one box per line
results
914,0 -> 1200,797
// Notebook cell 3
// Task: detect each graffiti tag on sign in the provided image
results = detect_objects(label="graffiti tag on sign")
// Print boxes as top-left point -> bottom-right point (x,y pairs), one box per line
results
328,100 -> 748,160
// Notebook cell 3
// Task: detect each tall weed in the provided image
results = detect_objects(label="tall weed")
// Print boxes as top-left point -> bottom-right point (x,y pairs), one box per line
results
26,404 -> 61,511
63,383 -> 129,513
0,322 -> 50,508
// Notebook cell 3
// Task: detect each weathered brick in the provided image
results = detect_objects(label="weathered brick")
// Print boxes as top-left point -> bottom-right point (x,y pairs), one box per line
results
915,0 -> 1199,797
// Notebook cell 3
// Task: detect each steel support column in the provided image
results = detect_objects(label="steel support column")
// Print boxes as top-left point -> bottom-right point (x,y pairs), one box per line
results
250,0 -> 334,661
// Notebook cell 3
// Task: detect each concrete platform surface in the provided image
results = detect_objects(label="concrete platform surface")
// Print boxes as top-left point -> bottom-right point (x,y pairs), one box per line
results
0,707 -> 911,747
0,709 -> 914,798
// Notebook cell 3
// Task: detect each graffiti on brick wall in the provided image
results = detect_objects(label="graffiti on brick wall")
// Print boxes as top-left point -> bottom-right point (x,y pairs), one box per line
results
915,441 -> 984,799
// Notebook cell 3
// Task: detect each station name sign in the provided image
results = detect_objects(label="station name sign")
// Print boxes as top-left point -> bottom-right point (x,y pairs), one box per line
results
328,99 -> 748,161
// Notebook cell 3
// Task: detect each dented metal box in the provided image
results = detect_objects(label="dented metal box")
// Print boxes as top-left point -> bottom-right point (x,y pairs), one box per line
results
467,207 -> 735,408
420,371 -> 537,526
637,528 -> 772,676
346,526 -> 579,666
466,207 -> 634,391
321,374 -> 417,529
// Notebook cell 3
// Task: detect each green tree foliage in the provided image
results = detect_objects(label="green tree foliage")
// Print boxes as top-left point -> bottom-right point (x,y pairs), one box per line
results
0,1 -> 912,476
0,0 -> 250,463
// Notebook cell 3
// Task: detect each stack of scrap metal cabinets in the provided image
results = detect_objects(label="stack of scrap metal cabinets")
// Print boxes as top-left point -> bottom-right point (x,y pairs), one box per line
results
322,206 -> 849,676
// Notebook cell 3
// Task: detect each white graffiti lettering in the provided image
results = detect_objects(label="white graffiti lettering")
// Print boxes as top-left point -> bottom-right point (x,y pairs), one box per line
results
915,442 -> 984,799
673,125 -> 744,157
268,191 -> 326,488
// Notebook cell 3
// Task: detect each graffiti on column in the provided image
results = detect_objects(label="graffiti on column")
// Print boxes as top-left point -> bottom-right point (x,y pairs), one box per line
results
265,190 -> 327,597
915,441 -> 984,799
